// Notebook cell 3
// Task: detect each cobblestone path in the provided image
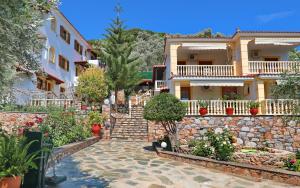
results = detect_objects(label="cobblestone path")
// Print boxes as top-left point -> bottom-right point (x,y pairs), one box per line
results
47,141 -> 295,188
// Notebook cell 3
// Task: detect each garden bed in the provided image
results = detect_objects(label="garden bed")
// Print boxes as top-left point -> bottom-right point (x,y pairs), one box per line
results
154,145 -> 300,186
178,145 -> 295,168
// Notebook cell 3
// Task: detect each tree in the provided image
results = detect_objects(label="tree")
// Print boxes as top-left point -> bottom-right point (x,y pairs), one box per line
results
272,65 -> 300,116
131,30 -> 165,71
143,93 -> 186,151
101,4 -> 140,108
0,0 -> 58,95
76,67 -> 108,104
195,28 -> 225,38
289,49 -> 300,61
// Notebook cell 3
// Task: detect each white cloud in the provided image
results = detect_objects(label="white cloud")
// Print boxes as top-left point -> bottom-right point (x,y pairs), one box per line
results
257,11 -> 294,23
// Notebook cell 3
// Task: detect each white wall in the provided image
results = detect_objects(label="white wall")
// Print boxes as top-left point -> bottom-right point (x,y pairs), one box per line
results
177,49 -> 229,65
39,10 -> 91,90
12,73 -> 36,105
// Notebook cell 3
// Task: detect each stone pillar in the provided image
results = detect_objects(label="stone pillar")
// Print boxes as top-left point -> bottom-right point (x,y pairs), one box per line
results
240,39 -> 251,75
174,81 -> 181,99
170,44 -> 181,76
256,79 -> 265,114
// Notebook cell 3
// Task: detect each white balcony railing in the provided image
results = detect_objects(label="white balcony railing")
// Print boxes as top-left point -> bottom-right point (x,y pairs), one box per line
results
182,100 -> 251,116
176,65 -> 234,77
182,99 -> 300,116
155,80 -> 167,90
31,99 -> 75,108
248,61 -> 300,74
265,99 -> 299,115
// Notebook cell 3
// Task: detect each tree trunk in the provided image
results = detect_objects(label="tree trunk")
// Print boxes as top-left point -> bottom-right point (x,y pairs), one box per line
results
169,132 -> 177,152
114,89 -> 118,111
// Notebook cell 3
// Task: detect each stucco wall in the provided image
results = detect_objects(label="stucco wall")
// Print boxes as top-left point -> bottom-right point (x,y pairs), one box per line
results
148,116 -> 300,152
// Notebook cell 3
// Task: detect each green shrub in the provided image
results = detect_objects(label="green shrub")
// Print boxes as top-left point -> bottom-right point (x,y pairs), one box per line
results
143,93 -> 186,151
87,111 -> 103,126
197,100 -> 208,108
39,109 -> 91,147
296,151 -> 300,159
0,133 -> 40,178
189,129 -> 235,161
187,140 -> 198,148
284,158 -> 300,172
207,129 -> 235,161
192,141 -> 213,157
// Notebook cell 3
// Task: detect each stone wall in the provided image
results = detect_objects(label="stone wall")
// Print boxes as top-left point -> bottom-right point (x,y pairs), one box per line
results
148,116 -> 300,152
0,112 -> 47,133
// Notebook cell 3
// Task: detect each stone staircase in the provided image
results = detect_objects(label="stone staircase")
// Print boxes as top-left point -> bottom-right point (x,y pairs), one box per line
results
111,106 -> 148,141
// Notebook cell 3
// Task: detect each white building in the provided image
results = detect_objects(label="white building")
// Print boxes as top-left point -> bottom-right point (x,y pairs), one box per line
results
13,9 -> 99,105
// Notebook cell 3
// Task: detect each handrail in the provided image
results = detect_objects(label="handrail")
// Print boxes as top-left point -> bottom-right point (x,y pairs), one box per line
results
176,65 -> 234,77
249,61 -> 300,74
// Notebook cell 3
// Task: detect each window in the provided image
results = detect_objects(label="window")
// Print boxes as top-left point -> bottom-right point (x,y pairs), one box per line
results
50,16 -> 57,32
59,55 -> 69,71
46,81 -> 53,91
60,25 -> 71,44
37,77 -> 43,90
49,47 -> 55,63
74,40 -> 83,54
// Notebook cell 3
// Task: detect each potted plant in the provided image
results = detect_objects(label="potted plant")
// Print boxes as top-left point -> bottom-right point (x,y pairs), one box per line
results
222,95 -> 234,115
88,111 -> 103,137
248,101 -> 260,116
198,100 -> 208,116
0,133 -> 39,188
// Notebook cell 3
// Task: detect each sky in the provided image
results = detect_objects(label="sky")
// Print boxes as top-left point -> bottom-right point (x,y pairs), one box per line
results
59,0 -> 300,40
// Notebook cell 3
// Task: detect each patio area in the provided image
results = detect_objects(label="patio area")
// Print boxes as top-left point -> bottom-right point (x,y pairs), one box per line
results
46,141 -> 293,188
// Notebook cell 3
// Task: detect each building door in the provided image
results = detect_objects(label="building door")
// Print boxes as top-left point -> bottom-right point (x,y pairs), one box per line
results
199,61 -> 212,65
264,57 -> 279,61
180,87 -> 191,100
177,61 -> 186,65
222,87 -> 238,99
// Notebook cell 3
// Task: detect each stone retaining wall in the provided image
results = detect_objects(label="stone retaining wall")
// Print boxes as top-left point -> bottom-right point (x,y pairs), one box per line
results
0,112 -> 47,133
148,116 -> 300,152
47,136 -> 100,168
155,147 -> 300,186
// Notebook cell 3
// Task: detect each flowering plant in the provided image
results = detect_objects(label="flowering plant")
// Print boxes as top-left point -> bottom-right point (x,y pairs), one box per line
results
284,157 -> 300,171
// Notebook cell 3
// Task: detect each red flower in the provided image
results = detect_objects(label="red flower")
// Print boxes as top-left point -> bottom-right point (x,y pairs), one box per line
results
18,128 -> 24,136
290,159 -> 296,164
35,117 -> 43,124
25,121 -> 35,127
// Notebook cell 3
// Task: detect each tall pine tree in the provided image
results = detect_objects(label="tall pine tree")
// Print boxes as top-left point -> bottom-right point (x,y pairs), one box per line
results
102,5 -> 140,108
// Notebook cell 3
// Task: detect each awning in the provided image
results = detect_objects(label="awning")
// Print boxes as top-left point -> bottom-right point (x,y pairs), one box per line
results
190,80 -> 244,87
42,67 -> 64,84
181,43 -> 227,50
255,38 -> 300,46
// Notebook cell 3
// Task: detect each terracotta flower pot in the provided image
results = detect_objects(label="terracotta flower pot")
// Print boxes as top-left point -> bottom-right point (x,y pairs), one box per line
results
199,108 -> 208,116
250,108 -> 259,116
0,176 -> 21,188
91,124 -> 101,137
226,107 -> 234,115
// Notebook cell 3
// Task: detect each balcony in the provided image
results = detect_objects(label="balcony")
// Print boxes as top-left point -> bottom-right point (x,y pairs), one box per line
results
176,65 -> 234,77
248,61 -> 300,74
155,80 -> 167,91
182,99 -> 299,116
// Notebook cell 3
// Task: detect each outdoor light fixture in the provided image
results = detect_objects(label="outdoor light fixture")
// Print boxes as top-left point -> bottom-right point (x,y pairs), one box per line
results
161,142 -> 167,149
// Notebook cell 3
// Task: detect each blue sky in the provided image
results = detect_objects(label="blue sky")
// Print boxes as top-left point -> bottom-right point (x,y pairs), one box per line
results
59,0 -> 300,40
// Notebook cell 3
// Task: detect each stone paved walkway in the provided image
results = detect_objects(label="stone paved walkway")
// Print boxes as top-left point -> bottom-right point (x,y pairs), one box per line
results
47,141 -> 297,188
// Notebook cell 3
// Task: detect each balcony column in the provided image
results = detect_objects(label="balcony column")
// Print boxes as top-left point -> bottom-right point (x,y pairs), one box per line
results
174,81 -> 181,99
256,79 -> 266,114
240,39 -> 251,75
170,44 -> 181,76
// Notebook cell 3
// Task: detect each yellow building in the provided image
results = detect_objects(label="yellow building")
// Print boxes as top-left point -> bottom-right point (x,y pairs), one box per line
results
155,30 -> 300,115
